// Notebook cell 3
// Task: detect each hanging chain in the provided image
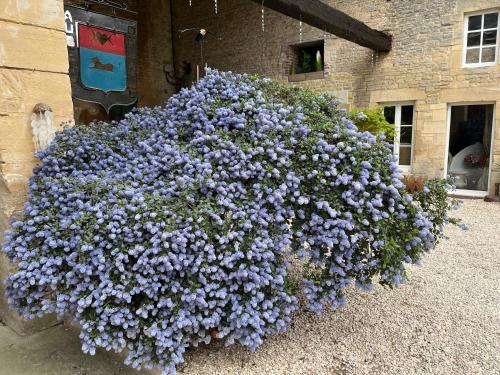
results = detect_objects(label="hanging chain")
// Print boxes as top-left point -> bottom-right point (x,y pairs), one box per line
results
214,0 -> 218,14
260,1 -> 266,72
299,14 -> 302,43
261,1 -> 265,33
189,0 -> 192,6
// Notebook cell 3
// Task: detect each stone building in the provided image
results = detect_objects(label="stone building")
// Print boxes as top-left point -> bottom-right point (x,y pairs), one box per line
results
172,0 -> 500,196
1,0 -> 500,332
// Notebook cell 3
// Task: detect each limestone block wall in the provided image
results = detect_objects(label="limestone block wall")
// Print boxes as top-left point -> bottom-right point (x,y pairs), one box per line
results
366,0 -> 500,187
0,0 -> 74,333
172,0 -> 500,193
0,0 -> 177,333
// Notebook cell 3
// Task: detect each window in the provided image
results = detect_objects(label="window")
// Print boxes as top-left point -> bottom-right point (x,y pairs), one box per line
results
383,104 -> 415,171
288,40 -> 325,75
463,11 -> 499,67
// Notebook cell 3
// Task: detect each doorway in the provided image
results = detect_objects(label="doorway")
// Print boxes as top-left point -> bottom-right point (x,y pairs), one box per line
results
446,104 -> 494,194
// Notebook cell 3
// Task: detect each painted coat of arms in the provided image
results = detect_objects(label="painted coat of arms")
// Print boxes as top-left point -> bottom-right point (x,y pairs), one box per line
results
79,24 -> 127,92
64,5 -> 137,113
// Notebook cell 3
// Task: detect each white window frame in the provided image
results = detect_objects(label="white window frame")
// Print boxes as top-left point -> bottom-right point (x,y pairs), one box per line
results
463,10 -> 500,68
381,102 -> 415,173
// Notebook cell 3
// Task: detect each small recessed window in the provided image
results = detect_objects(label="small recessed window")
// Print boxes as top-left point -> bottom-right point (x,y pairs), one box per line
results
288,40 -> 325,75
464,11 -> 499,67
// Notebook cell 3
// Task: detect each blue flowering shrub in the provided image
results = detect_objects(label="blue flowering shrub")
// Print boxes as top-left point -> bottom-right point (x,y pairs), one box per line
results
3,70 -> 458,374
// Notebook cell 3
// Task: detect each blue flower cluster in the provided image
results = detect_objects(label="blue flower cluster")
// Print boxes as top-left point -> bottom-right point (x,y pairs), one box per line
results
3,70 -> 446,374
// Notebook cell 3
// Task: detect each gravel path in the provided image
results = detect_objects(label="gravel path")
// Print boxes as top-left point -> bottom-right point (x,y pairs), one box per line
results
176,199 -> 500,375
1,200 -> 498,375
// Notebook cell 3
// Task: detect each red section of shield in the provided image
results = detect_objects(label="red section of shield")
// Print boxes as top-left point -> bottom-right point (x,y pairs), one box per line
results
78,24 -> 125,56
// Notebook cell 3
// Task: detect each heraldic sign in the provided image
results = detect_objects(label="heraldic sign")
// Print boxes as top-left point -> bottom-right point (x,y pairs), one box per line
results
64,5 -> 138,113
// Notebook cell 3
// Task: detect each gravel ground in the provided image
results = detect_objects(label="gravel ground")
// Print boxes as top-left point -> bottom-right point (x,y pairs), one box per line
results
1,199 -> 498,375
176,199 -> 500,375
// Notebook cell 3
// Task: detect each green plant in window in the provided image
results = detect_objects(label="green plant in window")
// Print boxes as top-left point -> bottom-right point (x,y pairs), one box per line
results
299,50 -> 314,73
347,106 -> 396,138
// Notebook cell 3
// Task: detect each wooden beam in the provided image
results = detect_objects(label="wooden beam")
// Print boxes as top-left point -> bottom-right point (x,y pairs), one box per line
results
250,0 -> 392,52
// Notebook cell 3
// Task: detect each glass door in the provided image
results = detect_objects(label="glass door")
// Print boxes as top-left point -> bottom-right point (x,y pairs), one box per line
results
383,104 -> 415,172
447,104 -> 494,193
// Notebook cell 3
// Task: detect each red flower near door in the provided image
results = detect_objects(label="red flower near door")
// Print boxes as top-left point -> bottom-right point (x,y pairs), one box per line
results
464,153 -> 487,168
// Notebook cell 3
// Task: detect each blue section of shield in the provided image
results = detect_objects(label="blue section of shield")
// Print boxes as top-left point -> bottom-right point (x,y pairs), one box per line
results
79,47 -> 127,92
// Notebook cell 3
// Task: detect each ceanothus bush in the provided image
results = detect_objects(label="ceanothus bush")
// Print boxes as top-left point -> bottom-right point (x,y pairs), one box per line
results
3,70 -> 457,374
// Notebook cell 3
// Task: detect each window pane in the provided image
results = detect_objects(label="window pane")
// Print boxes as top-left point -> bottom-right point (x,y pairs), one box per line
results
468,15 -> 482,31
399,146 -> 412,166
400,126 -> 413,144
483,30 -> 497,45
484,13 -> 499,29
467,32 -> 481,47
401,105 -> 414,125
466,48 -> 480,64
384,106 -> 395,124
481,47 -> 496,63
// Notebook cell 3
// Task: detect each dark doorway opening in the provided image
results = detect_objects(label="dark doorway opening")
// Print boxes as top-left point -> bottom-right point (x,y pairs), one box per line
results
447,104 -> 494,192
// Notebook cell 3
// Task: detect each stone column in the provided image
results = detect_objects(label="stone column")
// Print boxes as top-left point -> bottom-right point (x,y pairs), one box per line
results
0,0 -> 74,334
137,0 -> 177,106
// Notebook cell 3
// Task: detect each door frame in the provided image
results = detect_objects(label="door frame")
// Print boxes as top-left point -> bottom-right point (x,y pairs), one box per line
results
444,102 -> 496,197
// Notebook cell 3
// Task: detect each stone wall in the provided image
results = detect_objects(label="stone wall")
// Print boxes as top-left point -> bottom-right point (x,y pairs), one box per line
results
0,0 -> 74,333
0,0 -> 177,333
172,0 -> 500,193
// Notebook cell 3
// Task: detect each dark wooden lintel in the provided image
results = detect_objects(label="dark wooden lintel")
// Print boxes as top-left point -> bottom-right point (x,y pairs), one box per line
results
251,0 -> 392,52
